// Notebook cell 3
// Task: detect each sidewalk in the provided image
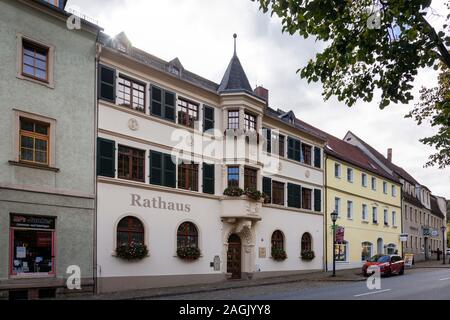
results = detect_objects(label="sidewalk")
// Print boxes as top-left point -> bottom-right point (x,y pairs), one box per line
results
412,258 -> 450,269
67,268 -> 365,300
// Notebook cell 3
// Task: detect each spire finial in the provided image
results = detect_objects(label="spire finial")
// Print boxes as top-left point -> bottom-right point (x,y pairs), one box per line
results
233,33 -> 237,55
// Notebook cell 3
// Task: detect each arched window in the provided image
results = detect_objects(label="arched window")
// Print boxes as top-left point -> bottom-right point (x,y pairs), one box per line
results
361,242 -> 373,261
117,216 -> 144,246
271,230 -> 284,250
386,243 -> 397,255
177,222 -> 199,248
301,233 -> 312,253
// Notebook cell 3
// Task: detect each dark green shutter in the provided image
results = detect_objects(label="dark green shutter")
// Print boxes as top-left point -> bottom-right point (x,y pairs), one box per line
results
287,183 -> 301,208
151,86 -> 163,117
314,189 -> 322,212
262,177 -> 272,203
203,105 -> 215,132
97,138 -> 115,177
287,137 -> 294,160
202,163 -> 215,194
314,147 -> 321,168
150,151 -> 162,185
163,153 -> 176,188
98,65 -> 116,103
265,128 -> 271,153
164,91 -> 176,122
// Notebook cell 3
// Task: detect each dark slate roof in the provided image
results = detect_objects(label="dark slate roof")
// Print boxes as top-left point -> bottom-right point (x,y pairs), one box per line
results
98,32 -> 220,93
218,54 -> 253,95
403,191 -> 425,209
430,195 -> 445,218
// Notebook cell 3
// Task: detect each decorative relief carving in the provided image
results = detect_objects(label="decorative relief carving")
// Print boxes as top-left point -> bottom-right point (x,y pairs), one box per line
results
128,118 -> 139,131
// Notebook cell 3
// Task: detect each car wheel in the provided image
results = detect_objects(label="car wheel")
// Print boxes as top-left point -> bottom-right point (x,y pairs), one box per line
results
399,267 -> 404,275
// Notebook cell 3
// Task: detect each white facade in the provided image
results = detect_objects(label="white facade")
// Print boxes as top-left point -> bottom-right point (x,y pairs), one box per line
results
96,33 -> 325,293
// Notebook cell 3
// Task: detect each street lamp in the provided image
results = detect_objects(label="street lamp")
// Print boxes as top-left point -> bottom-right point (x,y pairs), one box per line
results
441,226 -> 446,265
330,210 -> 339,277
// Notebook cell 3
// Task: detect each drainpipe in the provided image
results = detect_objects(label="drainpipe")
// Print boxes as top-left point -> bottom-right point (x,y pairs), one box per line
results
323,152 -> 328,272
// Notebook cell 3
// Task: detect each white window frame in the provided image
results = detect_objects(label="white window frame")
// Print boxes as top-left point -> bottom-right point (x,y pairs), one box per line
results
347,168 -> 354,183
335,163 -> 341,178
335,197 -> 341,217
372,207 -> 378,224
347,200 -> 353,219
383,181 -> 388,194
362,204 -> 368,221
361,173 -> 367,187
392,211 -> 397,227
371,177 -> 377,191
384,209 -> 389,226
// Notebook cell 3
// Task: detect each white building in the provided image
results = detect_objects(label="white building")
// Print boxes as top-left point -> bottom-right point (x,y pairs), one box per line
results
95,32 -> 326,293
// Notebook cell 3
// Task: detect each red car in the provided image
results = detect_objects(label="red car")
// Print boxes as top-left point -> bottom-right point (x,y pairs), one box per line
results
362,254 -> 405,277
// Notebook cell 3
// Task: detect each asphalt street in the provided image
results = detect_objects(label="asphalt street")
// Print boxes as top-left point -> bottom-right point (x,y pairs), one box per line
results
154,268 -> 450,300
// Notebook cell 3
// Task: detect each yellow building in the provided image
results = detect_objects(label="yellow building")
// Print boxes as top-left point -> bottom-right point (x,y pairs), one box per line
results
323,134 -> 402,270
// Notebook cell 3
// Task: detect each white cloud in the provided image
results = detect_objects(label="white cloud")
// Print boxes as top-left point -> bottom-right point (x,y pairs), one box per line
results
69,0 -> 450,198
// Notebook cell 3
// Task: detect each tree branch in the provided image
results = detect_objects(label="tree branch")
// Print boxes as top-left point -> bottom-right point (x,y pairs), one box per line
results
417,13 -> 450,68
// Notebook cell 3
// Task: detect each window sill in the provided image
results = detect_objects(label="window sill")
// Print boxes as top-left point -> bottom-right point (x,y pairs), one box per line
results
361,220 -> 369,224
9,160 -> 59,172
373,222 -> 379,225
17,73 -> 54,89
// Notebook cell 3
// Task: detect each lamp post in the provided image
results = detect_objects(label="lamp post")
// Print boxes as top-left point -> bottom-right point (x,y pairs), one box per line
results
331,210 -> 338,277
441,226 -> 446,265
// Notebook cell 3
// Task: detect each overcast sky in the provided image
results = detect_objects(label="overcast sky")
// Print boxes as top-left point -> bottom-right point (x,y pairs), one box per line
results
69,0 -> 450,198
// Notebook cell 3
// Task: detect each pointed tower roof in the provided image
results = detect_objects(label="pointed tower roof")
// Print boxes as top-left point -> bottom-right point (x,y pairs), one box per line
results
218,34 -> 253,94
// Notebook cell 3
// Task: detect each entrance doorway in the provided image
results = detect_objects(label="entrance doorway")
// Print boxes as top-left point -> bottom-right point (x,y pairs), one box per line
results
227,234 -> 241,279
377,238 -> 383,254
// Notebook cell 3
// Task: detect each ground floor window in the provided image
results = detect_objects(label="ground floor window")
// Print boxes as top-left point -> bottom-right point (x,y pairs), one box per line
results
177,222 -> 199,248
117,216 -> 145,246
301,233 -> 312,253
385,243 -> 397,255
361,242 -> 372,261
335,241 -> 348,262
10,214 -> 55,276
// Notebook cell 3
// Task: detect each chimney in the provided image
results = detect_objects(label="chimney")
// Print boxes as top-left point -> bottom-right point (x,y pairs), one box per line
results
254,86 -> 269,105
387,148 -> 393,162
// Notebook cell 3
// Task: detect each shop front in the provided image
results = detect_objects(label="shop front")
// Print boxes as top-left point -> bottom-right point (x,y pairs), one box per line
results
9,214 -> 56,277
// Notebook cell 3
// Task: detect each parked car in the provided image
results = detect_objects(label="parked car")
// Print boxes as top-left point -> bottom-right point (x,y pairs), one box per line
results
362,254 -> 405,277
447,248 -> 450,256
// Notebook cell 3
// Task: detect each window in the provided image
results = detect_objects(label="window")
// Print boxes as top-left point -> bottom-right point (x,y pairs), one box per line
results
279,134 -> 285,157
178,98 -> 199,128
118,145 -> 145,182
202,163 -> 215,194
227,110 -> 239,129
301,188 -> 312,210
178,162 -> 199,191
347,168 -> 354,183
244,112 -> 257,131
263,128 -> 271,153
262,177 -> 272,203
371,177 -> 377,190
362,204 -> 368,221
361,173 -> 367,187
271,230 -> 284,251
22,40 -> 48,82
383,182 -> 388,194
117,216 -> 145,246
334,197 -> 341,216
361,242 -> 372,261
19,118 -> 50,165
287,137 -> 301,162
392,211 -> 397,227
117,76 -> 145,112
244,167 -> 258,190
272,181 -> 285,206
10,214 -> 55,275
384,209 -> 388,226
227,166 -> 239,188
314,189 -> 322,212
335,241 -> 348,262
301,143 -> 312,165
392,185 -> 397,197
301,233 -> 312,253
386,244 -> 397,255
150,85 -> 176,122
372,207 -> 378,223
98,65 -> 116,103
177,222 -> 199,248
335,163 -> 341,178
347,201 -> 353,219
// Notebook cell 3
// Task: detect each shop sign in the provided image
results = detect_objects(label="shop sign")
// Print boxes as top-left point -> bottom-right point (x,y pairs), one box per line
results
259,247 -> 266,258
404,254 -> 414,268
400,234 -> 408,242
10,214 -> 55,229
335,226 -> 345,243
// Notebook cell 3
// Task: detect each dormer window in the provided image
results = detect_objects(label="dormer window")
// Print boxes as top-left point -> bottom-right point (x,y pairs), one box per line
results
244,112 -> 256,131
117,42 -> 127,53
170,66 -> 180,76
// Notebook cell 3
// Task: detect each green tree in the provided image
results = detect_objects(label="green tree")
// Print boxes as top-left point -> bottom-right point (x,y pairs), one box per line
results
254,0 -> 450,167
